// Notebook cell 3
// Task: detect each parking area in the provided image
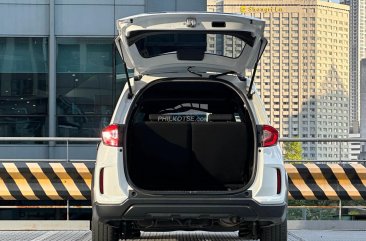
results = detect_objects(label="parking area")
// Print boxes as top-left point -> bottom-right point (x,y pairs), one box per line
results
0,230 -> 365,241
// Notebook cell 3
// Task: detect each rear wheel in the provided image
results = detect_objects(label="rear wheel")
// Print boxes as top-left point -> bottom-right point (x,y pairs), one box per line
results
260,219 -> 287,241
91,218 -> 119,241
91,206 -> 119,241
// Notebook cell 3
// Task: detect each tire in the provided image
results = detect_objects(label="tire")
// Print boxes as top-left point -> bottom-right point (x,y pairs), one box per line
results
92,218 -> 120,241
91,207 -> 119,241
260,219 -> 287,241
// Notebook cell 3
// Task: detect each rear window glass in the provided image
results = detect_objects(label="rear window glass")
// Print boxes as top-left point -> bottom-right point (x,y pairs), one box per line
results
134,33 -> 247,59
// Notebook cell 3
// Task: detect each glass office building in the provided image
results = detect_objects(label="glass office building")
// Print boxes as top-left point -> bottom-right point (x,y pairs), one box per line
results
0,0 -> 206,159
0,37 -> 123,137
0,37 -> 48,137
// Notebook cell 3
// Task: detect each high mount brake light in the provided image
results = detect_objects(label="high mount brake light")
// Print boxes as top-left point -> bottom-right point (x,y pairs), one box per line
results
102,124 -> 121,147
262,125 -> 279,147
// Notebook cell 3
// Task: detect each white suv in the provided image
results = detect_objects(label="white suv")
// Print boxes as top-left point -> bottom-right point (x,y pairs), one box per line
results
92,12 -> 287,241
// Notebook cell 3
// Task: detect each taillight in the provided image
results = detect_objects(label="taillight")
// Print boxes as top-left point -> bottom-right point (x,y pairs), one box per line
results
99,168 -> 104,194
102,124 -> 121,147
262,125 -> 279,147
277,168 -> 281,194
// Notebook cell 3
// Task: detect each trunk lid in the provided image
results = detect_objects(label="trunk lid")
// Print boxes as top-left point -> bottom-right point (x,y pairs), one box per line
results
115,12 -> 266,75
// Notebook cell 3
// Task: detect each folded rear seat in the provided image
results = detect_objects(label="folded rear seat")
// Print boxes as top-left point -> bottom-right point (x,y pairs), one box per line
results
191,122 -> 249,186
129,121 -> 249,190
130,122 -> 191,189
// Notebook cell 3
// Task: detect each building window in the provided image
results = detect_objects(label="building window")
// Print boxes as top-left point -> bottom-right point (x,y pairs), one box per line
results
0,37 -> 48,137
56,38 -> 126,137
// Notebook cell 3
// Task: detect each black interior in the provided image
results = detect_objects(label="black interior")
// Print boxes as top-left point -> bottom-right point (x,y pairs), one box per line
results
126,81 -> 254,191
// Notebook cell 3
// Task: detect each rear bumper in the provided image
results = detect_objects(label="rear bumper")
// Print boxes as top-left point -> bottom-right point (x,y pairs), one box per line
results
95,197 -> 287,225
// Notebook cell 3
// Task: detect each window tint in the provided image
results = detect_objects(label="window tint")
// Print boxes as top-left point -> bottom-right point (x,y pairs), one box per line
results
56,38 -> 127,137
134,33 -> 246,59
0,37 -> 48,137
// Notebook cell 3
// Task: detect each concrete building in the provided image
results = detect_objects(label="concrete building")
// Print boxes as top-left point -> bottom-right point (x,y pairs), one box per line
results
0,0 -> 206,159
360,59 -> 366,160
208,0 -> 350,161
349,132 -> 361,160
340,0 -> 366,133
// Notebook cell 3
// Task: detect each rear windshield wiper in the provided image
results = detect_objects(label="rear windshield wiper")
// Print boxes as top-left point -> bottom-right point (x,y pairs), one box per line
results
209,71 -> 237,79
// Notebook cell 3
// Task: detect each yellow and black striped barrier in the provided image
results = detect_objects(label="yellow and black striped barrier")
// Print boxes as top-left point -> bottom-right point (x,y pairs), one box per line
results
1,162 -> 366,201
0,162 -> 93,201
286,163 -> 366,201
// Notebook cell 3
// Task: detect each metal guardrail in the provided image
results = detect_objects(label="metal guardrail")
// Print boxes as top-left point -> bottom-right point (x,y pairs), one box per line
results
0,137 -> 364,142
2,161 -> 365,202
0,137 -> 100,141
0,137 -> 364,162
0,137 -> 365,221
280,138 -> 366,142
0,137 -> 101,162
0,137 -> 100,220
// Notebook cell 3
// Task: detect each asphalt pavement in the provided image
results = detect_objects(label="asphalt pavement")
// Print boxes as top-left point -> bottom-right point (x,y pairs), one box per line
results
0,230 -> 365,241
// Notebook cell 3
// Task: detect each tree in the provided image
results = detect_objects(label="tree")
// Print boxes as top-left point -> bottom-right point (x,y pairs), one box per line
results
283,142 -> 303,161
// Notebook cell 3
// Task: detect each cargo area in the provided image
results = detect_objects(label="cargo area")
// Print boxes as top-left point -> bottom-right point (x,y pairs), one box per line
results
125,81 -> 255,191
